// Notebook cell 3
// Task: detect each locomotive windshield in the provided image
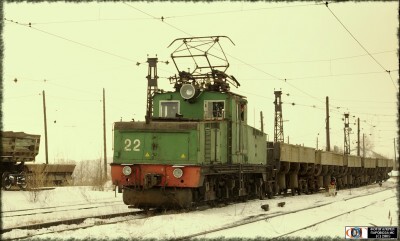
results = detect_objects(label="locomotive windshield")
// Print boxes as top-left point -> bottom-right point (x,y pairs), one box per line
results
159,101 -> 180,118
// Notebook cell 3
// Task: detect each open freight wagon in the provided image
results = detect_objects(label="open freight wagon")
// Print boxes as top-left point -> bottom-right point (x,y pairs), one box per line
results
1,131 -> 76,190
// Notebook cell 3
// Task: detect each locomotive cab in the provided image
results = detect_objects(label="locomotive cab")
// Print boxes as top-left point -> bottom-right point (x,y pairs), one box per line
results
152,90 -> 247,123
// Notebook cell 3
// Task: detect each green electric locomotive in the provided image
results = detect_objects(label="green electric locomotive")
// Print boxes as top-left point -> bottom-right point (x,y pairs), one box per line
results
111,36 -> 275,209
111,36 -> 393,209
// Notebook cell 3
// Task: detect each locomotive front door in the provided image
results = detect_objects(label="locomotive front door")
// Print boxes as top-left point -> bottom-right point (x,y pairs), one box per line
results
204,126 -> 221,163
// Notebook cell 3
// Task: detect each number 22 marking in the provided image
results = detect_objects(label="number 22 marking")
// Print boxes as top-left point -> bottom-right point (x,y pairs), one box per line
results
124,139 -> 140,151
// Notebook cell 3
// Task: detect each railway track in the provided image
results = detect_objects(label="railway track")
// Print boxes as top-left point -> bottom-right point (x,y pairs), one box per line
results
2,202 -> 124,218
1,199 -> 121,214
171,186 -> 396,240
1,210 -> 149,240
2,184 -> 395,240
274,196 -> 395,238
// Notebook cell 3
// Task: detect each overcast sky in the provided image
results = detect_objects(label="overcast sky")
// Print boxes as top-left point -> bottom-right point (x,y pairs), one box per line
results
2,1 -> 398,163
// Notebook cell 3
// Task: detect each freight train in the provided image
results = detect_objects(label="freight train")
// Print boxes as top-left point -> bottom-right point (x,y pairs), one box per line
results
1,131 -> 75,190
111,36 -> 393,209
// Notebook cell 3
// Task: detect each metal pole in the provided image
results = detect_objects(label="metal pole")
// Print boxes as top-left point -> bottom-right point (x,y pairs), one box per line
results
103,88 -> 107,181
42,90 -> 49,164
146,58 -> 158,124
343,113 -> 350,155
326,96 -> 330,151
274,91 -> 284,143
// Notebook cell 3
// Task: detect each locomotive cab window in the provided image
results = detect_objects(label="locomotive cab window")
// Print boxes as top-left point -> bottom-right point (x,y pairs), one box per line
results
238,103 -> 246,122
160,101 -> 180,118
204,100 -> 225,120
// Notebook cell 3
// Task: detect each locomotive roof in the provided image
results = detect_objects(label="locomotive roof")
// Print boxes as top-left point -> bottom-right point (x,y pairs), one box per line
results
156,89 -> 247,99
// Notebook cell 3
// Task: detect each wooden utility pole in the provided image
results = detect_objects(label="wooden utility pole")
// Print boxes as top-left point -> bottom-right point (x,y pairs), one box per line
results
357,118 -> 360,156
326,96 -> 330,151
103,88 -> 107,181
260,111 -> 264,132
42,90 -> 49,164
363,133 -> 366,158
394,138 -> 397,171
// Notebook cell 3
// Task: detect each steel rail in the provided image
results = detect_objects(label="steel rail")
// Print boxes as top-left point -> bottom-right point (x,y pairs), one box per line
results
2,203 -> 126,218
275,195 -> 396,238
1,210 -> 145,236
171,186 -> 396,240
1,200 -> 122,214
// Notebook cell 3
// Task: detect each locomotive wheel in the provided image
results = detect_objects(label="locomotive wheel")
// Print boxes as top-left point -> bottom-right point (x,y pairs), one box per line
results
19,172 -> 27,190
19,182 -> 27,190
2,172 -> 12,190
305,182 -> 309,194
259,185 -> 266,200
273,183 -> 279,196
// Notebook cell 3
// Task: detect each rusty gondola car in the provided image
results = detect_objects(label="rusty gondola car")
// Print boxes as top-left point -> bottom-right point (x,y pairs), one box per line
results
1,131 -> 75,190
110,36 -> 393,209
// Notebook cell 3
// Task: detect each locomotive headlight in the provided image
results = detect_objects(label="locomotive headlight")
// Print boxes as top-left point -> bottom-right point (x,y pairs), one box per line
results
180,84 -> 196,99
185,88 -> 193,96
172,168 -> 183,178
122,166 -> 132,176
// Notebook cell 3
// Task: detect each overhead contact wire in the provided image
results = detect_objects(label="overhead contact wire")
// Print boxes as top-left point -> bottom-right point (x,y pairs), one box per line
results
122,2 -> 193,37
164,1 -> 329,19
5,18 -> 138,64
123,1 -> 325,105
325,3 -> 396,89
122,3 -> 395,115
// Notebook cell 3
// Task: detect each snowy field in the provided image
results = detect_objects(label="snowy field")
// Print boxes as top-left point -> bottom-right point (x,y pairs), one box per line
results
1,178 -> 398,240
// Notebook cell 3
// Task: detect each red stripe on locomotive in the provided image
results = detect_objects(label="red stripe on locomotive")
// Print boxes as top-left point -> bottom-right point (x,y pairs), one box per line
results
111,164 -> 202,188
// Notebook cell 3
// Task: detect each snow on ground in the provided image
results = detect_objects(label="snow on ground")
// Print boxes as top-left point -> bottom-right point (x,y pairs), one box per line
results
203,185 -> 397,239
1,186 -> 128,229
2,185 -> 120,212
1,178 -> 398,240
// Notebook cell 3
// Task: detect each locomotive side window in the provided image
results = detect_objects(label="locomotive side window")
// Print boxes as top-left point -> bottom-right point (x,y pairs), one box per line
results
160,101 -> 180,118
204,100 -> 225,120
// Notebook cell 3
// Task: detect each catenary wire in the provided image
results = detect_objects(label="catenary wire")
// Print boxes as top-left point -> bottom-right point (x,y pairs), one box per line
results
4,18 -> 138,64
4,4 -> 396,128
124,3 -> 396,109
234,49 -> 396,65
325,3 -> 396,89
30,17 -> 153,25
163,2 -> 330,19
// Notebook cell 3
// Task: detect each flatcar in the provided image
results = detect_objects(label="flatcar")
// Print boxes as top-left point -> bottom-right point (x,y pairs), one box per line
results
111,36 -> 393,209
